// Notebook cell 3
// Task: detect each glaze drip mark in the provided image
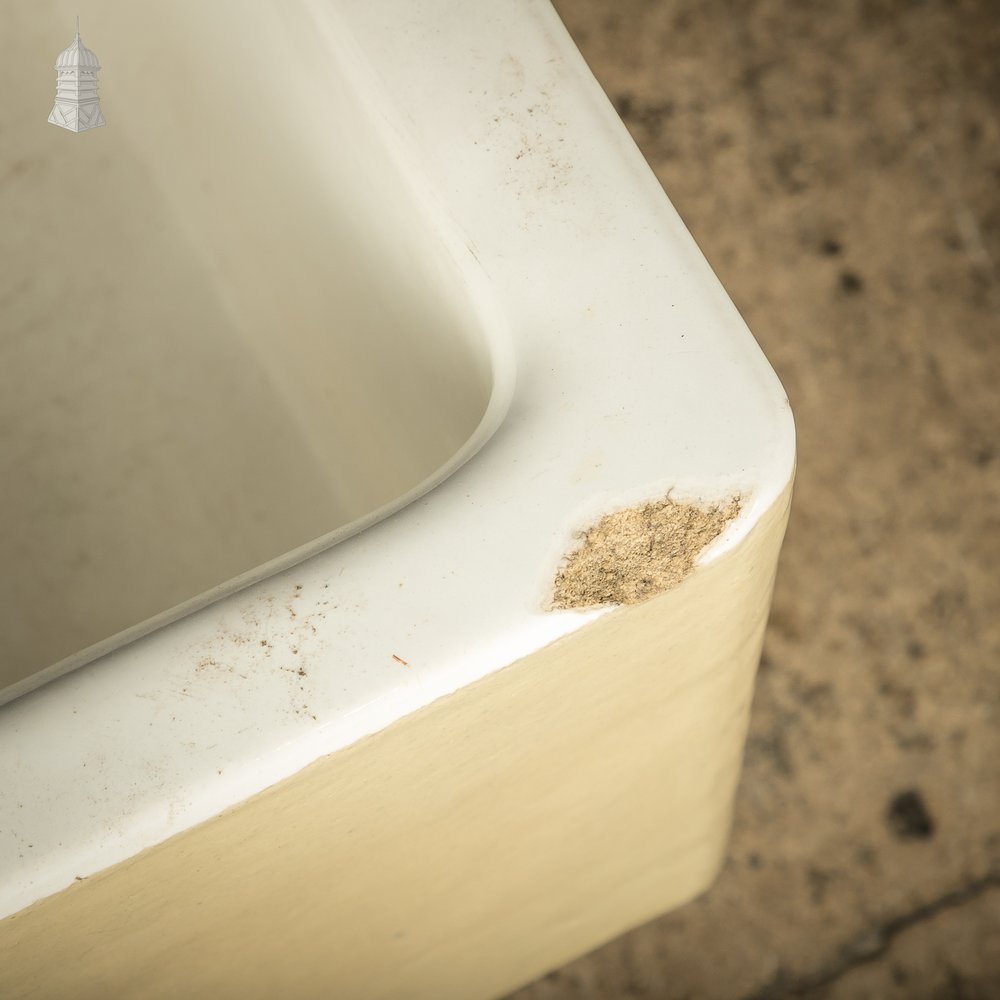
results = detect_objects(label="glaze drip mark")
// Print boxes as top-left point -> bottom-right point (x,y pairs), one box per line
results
549,494 -> 741,610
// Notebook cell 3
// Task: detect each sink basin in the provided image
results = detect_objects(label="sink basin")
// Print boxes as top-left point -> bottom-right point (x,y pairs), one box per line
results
0,1 -> 510,702
1,3 -> 795,998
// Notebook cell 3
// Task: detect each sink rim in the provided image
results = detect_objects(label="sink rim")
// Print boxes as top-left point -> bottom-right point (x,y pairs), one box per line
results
0,257 -> 515,707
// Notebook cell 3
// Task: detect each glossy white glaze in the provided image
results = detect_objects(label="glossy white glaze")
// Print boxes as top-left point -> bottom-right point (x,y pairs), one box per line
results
0,0 -> 793,919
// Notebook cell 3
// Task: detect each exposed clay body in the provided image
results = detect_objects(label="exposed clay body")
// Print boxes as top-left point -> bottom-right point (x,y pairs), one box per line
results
551,495 -> 741,609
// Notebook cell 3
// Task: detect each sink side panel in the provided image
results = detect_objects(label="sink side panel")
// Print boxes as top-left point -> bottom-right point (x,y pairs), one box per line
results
0,484 -> 791,1000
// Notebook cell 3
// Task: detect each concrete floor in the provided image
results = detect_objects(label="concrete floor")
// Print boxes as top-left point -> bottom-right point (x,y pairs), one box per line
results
509,1 -> 1000,997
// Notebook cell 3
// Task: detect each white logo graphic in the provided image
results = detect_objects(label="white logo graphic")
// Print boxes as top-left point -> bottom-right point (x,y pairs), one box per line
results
49,17 -> 106,132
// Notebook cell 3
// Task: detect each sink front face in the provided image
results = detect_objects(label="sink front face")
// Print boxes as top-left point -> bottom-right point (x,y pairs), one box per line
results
0,1 -> 502,700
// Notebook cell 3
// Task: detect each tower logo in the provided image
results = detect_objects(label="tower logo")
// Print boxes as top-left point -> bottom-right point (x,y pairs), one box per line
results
49,17 -> 106,132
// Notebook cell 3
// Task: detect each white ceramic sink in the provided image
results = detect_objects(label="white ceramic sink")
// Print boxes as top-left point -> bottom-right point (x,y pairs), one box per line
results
0,1 -> 512,703
1,3 -> 795,997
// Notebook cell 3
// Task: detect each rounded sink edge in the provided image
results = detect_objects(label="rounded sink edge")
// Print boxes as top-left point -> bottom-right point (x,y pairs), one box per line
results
0,235 -> 517,711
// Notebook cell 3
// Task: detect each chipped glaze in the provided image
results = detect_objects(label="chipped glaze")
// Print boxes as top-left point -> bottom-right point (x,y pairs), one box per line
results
0,0 -> 794,920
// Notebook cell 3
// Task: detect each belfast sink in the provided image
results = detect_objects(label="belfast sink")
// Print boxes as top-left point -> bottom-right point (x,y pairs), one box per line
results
0,3 -> 795,998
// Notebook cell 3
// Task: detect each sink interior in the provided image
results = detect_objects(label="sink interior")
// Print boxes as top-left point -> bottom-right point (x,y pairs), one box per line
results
0,1 -> 502,700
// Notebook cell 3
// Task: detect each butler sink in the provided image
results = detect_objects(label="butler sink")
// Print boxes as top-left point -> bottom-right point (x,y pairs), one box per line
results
0,3 -> 794,999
